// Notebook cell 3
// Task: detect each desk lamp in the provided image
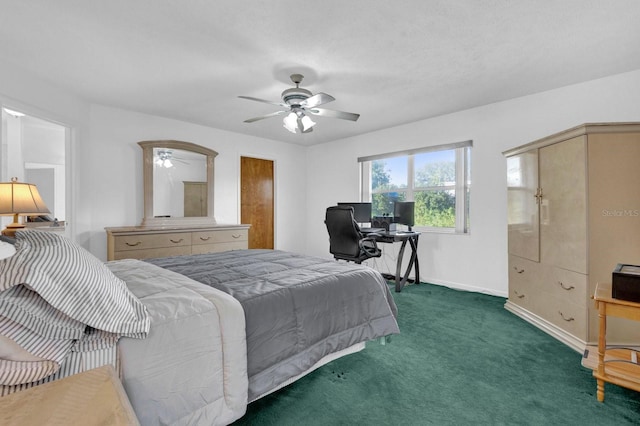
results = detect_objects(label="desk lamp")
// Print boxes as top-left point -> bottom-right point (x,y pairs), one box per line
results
0,178 -> 50,237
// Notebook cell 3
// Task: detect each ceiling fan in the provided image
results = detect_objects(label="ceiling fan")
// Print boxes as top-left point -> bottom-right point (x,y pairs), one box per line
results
154,149 -> 189,168
239,74 -> 360,134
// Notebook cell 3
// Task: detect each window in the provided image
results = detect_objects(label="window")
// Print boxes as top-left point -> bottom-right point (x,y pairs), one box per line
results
359,140 -> 471,233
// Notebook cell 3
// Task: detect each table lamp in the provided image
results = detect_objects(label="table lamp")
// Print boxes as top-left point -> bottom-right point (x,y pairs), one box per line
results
0,177 -> 50,237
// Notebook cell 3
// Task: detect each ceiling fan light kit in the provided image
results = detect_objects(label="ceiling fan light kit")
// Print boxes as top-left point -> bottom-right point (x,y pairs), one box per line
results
240,74 -> 359,134
155,150 -> 174,168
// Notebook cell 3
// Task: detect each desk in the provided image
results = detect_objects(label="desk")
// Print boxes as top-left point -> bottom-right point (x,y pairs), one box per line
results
370,231 -> 420,292
589,282 -> 640,402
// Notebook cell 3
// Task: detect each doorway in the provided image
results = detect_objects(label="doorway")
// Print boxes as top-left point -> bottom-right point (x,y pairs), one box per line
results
240,156 -> 274,249
1,108 -> 68,233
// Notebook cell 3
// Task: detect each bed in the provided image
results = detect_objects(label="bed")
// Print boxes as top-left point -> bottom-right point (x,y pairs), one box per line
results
0,231 -> 399,425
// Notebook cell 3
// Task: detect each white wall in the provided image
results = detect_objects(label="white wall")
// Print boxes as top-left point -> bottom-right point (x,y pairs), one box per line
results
85,105 -> 308,260
306,69 -> 640,297
2,59 -> 639,297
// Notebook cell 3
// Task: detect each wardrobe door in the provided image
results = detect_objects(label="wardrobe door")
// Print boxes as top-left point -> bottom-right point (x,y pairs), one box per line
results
507,149 -> 540,262
539,136 -> 588,274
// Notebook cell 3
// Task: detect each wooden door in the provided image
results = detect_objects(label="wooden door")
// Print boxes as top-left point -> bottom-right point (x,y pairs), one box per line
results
241,157 -> 274,249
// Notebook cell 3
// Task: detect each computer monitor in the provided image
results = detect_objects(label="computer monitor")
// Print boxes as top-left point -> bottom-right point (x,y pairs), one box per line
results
394,201 -> 415,231
337,202 -> 372,223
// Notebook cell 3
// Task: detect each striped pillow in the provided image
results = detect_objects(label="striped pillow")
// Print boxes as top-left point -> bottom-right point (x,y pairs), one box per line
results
0,315 -> 73,385
0,316 -> 74,362
0,359 -> 59,386
0,285 -> 86,340
1,230 -> 150,337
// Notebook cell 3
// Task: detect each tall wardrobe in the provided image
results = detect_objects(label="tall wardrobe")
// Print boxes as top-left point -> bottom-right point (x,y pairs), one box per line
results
504,123 -> 640,352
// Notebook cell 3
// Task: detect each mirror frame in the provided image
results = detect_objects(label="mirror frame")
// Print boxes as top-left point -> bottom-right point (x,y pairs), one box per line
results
138,140 -> 218,227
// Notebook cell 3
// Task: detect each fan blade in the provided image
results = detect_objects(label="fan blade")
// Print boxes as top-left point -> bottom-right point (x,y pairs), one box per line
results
300,92 -> 335,109
244,110 -> 287,123
308,108 -> 360,122
238,96 -> 288,108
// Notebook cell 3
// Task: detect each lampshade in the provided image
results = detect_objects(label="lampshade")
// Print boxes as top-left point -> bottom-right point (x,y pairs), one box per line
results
283,112 -> 298,133
0,178 -> 50,237
283,111 -> 316,134
300,114 -> 316,132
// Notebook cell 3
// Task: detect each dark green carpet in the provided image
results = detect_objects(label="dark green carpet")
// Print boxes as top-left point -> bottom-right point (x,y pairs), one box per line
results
232,283 -> 640,425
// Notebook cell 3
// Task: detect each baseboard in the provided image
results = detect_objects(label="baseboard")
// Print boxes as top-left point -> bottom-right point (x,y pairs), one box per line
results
418,277 -> 508,298
504,301 -> 587,354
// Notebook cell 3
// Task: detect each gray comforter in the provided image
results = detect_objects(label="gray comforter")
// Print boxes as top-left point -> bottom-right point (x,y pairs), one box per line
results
147,249 -> 399,401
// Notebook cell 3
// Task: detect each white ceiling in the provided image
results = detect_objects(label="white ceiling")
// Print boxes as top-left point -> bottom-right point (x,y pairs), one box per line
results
1,1 -> 640,146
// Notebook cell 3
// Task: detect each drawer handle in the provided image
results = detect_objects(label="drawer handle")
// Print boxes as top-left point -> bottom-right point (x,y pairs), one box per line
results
199,236 -> 211,241
558,311 -> 574,322
125,241 -> 142,247
557,281 -> 575,291
170,238 -> 184,244
232,234 -> 241,239
514,290 -> 525,299
513,267 -> 525,274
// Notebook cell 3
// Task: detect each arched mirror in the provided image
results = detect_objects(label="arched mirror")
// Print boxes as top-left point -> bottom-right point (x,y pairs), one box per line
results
139,140 -> 218,226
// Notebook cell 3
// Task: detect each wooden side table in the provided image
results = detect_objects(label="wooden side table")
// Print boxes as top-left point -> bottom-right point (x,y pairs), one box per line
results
0,365 -> 139,425
591,282 -> 640,402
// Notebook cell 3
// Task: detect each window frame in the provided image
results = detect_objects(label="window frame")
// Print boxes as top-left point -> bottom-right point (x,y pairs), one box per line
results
359,140 -> 471,234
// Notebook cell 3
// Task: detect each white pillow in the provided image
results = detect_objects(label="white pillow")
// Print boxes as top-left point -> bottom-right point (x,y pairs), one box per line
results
0,241 -> 15,260
0,230 -> 150,337
0,335 -> 46,362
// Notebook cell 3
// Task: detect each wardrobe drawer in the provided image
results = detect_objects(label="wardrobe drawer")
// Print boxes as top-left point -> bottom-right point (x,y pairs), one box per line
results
543,266 -> 588,308
536,296 -> 587,339
113,232 -> 191,252
508,255 -> 541,311
192,229 -> 248,245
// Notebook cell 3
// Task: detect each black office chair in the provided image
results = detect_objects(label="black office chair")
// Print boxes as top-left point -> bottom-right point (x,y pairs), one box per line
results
325,205 -> 381,264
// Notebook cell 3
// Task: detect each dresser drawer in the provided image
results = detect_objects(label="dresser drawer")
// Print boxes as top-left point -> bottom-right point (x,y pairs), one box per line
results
191,241 -> 247,255
113,232 -> 192,252
111,246 -> 191,260
106,225 -> 250,261
192,229 -> 248,245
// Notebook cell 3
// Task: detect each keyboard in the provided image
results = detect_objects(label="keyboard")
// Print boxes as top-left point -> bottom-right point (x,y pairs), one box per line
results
360,227 -> 385,234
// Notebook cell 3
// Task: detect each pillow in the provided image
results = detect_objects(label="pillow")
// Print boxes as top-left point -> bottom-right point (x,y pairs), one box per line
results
0,240 -> 15,260
0,316 -> 74,362
0,285 -> 86,340
0,335 -> 46,362
0,359 -> 59,386
0,235 -> 16,245
0,230 -> 150,337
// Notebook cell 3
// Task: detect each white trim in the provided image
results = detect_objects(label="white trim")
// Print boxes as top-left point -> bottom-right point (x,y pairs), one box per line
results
357,140 -> 473,163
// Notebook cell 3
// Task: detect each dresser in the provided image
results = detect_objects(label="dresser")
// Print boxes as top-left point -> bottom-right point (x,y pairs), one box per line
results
504,123 -> 640,352
106,224 -> 250,261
